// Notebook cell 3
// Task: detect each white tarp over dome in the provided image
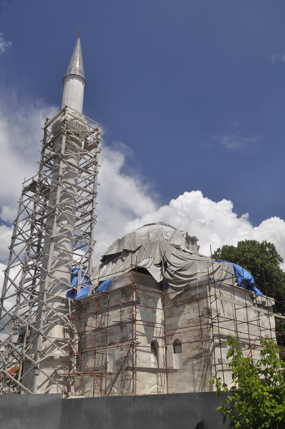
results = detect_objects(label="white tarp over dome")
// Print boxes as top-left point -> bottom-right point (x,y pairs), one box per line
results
104,223 -> 200,256
98,223 -> 236,290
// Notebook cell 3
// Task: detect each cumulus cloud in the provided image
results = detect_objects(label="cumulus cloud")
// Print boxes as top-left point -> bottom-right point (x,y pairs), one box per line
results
0,93 -> 157,264
126,191 -> 285,265
0,93 -> 285,277
0,93 -> 56,222
0,33 -> 11,55
93,145 -> 158,259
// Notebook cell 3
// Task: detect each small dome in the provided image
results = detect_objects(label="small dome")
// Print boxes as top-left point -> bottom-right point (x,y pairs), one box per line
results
103,222 -> 199,258
98,223 -> 233,291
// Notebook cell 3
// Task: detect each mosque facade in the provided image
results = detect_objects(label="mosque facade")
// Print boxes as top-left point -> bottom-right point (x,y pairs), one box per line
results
71,223 -> 276,397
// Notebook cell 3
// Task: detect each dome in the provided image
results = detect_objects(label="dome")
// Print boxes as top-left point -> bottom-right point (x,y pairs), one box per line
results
103,222 -> 199,258
98,222 -> 234,291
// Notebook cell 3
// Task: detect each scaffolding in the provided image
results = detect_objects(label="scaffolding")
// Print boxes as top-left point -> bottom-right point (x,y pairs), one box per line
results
0,107 -> 102,395
65,269 -> 278,397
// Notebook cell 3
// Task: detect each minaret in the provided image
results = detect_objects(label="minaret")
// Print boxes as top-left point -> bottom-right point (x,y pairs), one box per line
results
0,37 -> 102,396
61,35 -> 86,113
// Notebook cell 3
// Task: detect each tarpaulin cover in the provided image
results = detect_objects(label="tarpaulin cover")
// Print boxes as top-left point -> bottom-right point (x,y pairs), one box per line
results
217,260 -> 263,295
96,278 -> 113,293
67,268 -> 92,300
66,285 -> 92,300
98,223 -> 236,290
233,263 -> 263,296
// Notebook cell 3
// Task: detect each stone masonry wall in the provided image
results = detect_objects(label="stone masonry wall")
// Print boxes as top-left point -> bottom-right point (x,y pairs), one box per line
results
73,271 -> 276,397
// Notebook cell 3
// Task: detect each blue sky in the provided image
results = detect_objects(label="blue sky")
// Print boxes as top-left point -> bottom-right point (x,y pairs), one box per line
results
1,0 -> 285,258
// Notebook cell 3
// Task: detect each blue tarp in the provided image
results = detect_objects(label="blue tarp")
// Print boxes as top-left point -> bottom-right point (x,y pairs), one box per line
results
66,285 -> 92,300
219,260 -> 263,296
66,268 -> 93,300
67,261 -> 264,299
67,269 -> 114,299
233,263 -> 263,296
96,277 -> 113,293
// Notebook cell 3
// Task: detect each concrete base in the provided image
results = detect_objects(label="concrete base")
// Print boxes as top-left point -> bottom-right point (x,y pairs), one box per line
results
0,392 -> 230,429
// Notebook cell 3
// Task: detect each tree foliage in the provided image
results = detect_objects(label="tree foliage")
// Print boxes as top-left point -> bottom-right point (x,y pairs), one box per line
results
214,337 -> 285,429
212,240 -> 285,314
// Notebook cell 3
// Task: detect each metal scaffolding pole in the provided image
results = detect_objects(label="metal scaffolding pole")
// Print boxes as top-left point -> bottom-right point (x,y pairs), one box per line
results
0,107 -> 102,395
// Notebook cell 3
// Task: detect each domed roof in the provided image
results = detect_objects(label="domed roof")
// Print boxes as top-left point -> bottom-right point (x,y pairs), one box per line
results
103,222 -> 199,257
98,222 -> 233,290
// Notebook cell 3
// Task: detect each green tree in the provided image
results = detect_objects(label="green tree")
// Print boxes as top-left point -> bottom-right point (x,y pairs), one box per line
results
212,240 -> 285,315
214,337 -> 285,429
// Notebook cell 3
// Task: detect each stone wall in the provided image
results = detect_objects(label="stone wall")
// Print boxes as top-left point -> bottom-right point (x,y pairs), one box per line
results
209,281 -> 276,387
165,280 -> 275,393
74,272 -> 168,396
165,283 -> 213,393
73,271 -> 276,397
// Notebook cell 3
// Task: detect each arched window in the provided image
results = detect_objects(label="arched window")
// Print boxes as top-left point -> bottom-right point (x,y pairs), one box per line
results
151,340 -> 159,365
173,339 -> 182,354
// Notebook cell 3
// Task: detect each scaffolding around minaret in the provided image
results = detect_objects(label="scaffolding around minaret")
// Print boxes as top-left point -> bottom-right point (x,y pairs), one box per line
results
0,106 -> 102,395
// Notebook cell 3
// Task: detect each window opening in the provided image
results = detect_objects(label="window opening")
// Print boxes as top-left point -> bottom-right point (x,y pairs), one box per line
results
173,339 -> 182,354
151,339 -> 159,365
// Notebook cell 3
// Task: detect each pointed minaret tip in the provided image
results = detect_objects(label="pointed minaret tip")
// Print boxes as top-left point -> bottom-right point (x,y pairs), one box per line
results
61,36 -> 86,113
65,35 -> 86,81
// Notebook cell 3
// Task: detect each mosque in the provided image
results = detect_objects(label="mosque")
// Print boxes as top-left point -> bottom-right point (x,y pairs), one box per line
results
71,222 -> 276,397
0,37 -> 276,398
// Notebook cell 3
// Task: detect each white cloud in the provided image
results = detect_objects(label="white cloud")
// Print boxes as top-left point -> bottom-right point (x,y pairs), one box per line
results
0,93 -> 56,222
0,92 -> 157,264
0,224 -> 11,261
271,53 -> 285,64
0,92 -> 285,279
0,263 -> 5,285
0,262 -> 21,315
218,135 -> 260,151
94,145 -> 158,259
0,33 -> 11,55
125,191 -> 285,266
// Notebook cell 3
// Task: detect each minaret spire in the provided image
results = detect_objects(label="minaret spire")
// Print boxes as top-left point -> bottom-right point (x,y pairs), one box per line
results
65,35 -> 85,80
61,35 -> 86,113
